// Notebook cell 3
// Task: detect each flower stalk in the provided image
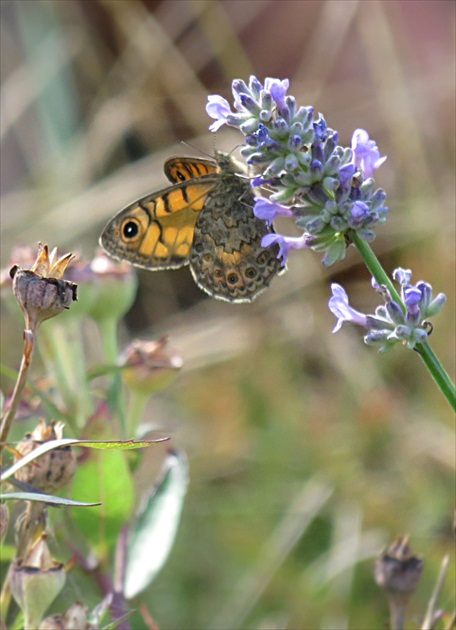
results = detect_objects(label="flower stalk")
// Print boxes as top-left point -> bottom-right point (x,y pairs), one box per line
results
0,330 -> 35,457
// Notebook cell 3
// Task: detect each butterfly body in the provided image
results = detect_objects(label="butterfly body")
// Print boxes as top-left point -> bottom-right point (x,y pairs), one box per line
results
100,152 -> 283,303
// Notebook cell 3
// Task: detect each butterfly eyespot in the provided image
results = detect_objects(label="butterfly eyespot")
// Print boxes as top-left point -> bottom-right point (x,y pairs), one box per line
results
122,219 -> 140,240
227,272 -> 239,285
256,252 -> 267,265
203,253 -> 213,263
214,268 -> 223,279
245,267 -> 257,279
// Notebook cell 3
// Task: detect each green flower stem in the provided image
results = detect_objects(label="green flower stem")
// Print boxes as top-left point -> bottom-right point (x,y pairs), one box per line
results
125,390 -> 149,439
97,317 -> 125,434
97,317 -> 119,365
38,325 -> 75,412
352,233 -> 456,411
414,342 -> 456,412
40,321 -> 94,429
351,232 -> 402,306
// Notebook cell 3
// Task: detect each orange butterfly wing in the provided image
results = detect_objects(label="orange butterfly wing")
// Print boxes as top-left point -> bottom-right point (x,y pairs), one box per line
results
99,158 -> 217,269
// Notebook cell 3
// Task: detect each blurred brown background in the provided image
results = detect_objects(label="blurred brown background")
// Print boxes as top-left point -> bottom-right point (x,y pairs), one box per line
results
1,1 -> 454,628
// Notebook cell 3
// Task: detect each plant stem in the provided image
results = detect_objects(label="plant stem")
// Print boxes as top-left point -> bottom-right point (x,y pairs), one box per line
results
0,330 -> 35,457
352,233 -> 456,411
351,232 -> 402,305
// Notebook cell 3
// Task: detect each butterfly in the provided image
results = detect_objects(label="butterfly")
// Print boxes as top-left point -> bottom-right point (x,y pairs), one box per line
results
99,151 -> 284,303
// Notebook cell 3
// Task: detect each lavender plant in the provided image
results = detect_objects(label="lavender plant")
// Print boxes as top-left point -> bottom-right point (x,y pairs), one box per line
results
206,76 -> 455,410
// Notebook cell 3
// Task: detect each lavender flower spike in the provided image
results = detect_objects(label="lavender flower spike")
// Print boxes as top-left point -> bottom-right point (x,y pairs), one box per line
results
206,95 -> 233,132
351,129 -> 387,178
329,284 -> 369,332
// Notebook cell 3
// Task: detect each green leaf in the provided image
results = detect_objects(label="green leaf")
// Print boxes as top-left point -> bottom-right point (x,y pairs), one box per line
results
1,437 -> 168,482
0,491 -> 101,507
69,447 -> 135,553
124,449 -> 188,599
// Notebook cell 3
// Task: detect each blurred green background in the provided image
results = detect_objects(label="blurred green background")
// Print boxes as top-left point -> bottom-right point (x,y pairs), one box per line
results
1,1 -> 454,628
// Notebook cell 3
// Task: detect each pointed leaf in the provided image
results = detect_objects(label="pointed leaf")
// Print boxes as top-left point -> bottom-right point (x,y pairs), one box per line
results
1,437 -> 168,481
0,491 -> 101,507
124,450 -> 188,599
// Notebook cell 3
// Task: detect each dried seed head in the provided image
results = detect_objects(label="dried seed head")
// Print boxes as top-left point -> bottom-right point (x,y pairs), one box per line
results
0,502 -> 9,542
39,602 -> 89,629
39,614 -> 65,630
15,420 -> 76,493
121,336 -> 183,395
9,533 -> 66,629
375,535 -> 423,594
10,244 -> 77,331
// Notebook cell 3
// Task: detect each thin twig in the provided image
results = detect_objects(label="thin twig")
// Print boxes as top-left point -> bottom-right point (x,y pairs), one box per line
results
0,329 -> 36,457
422,555 -> 450,630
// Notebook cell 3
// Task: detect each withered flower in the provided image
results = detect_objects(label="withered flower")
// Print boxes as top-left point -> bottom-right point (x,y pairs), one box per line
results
15,419 -> 76,493
121,336 -> 183,395
10,243 -> 77,331
9,533 -> 66,629
39,602 -> 89,629
0,502 -> 9,542
375,536 -> 423,629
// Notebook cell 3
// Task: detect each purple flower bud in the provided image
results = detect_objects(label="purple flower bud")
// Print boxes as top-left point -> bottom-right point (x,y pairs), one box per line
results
351,128 -> 387,178
349,200 -> 370,226
310,159 -> 323,177
338,163 -> 356,188
328,284 -> 369,332
284,153 -> 299,171
426,292 -> 447,316
403,287 -> 422,316
265,77 -> 290,110
239,93 -> 260,115
288,135 -> 303,150
386,300 -> 406,325
313,116 -> 328,141
415,281 -> 432,309
248,75 -> 263,96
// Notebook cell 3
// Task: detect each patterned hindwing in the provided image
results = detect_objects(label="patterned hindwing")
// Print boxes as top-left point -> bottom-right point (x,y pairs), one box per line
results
99,177 -> 217,270
189,159 -> 284,303
164,157 -> 217,184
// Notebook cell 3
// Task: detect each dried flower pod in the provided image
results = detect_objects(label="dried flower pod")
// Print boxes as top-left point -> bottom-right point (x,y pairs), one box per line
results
375,536 -> 423,594
39,614 -> 65,630
0,502 -> 9,542
62,602 -> 89,629
39,602 -> 89,629
9,533 -> 66,629
121,336 -> 183,395
10,244 -> 77,331
375,536 -> 423,629
14,420 -> 76,493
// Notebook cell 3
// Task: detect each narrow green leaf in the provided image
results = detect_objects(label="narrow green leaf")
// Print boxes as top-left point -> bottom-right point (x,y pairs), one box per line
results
124,449 -> 189,599
1,437 -> 169,481
0,491 -> 101,507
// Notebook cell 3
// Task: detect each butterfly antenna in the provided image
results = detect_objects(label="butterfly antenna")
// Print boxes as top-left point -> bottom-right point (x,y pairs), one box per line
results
179,140 -> 213,160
